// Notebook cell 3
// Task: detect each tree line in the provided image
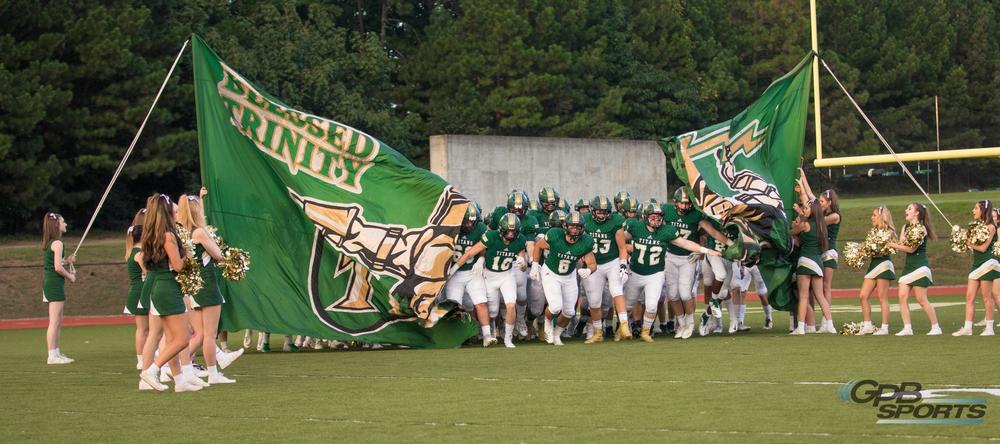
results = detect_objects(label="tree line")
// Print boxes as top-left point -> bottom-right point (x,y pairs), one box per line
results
2,0 -> 998,233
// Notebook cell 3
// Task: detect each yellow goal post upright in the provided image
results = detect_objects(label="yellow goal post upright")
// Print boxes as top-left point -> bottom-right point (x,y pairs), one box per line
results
809,0 -> 1000,169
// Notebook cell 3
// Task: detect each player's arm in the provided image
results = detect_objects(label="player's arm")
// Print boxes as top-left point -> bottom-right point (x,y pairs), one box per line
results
888,229 -> 915,253
796,168 -> 816,203
824,213 -> 841,226
192,227 -> 225,261
455,242 -> 487,265
582,251 -> 597,273
698,220 -> 732,246
532,237 -> 549,264
616,229 -> 632,262
669,238 -> 720,256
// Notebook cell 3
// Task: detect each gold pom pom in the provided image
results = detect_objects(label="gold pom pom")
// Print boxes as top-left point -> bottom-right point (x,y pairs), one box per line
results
902,223 -> 926,249
951,225 -> 969,253
220,247 -> 251,281
176,257 -> 204,296
993,239 -> 1000,258
842,242 -> 867,269
840,322 -> 863,335
968,220 -> 991,246
862,228 -> 895,258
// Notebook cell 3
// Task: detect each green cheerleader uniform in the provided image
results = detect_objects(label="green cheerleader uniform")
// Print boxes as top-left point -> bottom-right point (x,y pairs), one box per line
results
192,243 -> 224,308
141,257 -> 186,316
864,255 -> 896,281
124,247 -> 147,315
822,217 -> 840,269
969,231 -> 1000,281
42,241 -> 65,302
898,225 -> 932,287
795,221 -> 824,277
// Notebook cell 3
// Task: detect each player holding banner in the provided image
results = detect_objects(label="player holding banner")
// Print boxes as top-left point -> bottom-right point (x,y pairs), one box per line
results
619,201 -> 720,342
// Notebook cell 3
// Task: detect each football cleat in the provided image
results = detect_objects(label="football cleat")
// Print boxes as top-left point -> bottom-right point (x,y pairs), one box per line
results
639,329 -> 654,343
584,329 -> 604,344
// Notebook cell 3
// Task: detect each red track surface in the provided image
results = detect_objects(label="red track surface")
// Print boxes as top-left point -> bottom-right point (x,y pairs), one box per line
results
0,286 -> 967,330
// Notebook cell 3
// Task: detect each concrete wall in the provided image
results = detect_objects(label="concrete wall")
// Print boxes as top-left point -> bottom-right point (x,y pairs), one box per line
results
430,134 -> 671,209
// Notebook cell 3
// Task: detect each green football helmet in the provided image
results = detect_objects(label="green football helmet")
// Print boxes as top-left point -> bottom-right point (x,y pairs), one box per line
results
528,198 -> 540,212
506,190 -> 530,215
643,200 -> 664,228
620,197 -> 639,218
613,191 -> 632,212
565,211 -> 585,241
538,187 -> 560,212
575,198 -> 590,212
673,187 -> 693,215
498,213 -> 521,241
547,209 -> 568,228
462,204 -> 481,233
590,195 -> 613,223
557,197 -> 570,213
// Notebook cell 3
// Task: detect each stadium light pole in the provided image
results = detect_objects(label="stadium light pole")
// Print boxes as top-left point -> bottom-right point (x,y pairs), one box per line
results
810,0 -> 823,163
935,95 -> 941,194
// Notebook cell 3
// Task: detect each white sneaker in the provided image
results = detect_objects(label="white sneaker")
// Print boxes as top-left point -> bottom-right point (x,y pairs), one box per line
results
728,321 -> 738,334
504,338 -> 516,349
681,323 -> 694,339
873,328 -> 889,336
975,319 -> 989,327
208,372 -> 236,384
185,374 -> 210,387
139,380 -> 155,391
160,370 -> 172,383
895,329 -> 913,336
952,327 -> 973,336
516,319 -> 528,338
821,322 -> 838,334
217,348 -> 244,370
136,361 -> 142,370
47,355 -> 72,365
789,327 -> 805,335
858,325 -> 876,335
805,325 -> 817,334
652,323 -> 663,334
194,368 -> 209,378
58,354 -> 75,363
174,378 -> 203,393
312,340 -> 324,350
482,336 -> 497,348
552,335 -> 564,346
927,326 -> 942,335
139,369 -> 167,392
980,329 -> 995,337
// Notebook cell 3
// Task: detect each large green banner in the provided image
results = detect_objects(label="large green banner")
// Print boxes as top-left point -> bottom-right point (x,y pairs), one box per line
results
660,53 -> 814,311
192,35 -> 476,348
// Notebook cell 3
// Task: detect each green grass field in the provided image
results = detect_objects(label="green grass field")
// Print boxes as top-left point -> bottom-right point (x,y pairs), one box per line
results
2,296 -> 998,442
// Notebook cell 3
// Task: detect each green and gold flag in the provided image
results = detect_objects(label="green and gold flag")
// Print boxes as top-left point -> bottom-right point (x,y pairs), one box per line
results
660,53 -> 814,311
192,35 -> 476,348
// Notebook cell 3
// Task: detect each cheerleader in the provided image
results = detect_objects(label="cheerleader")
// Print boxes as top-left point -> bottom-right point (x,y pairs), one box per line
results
124,209 -> 149,369
858,206 -> 895,335
990,208 -> 1000,329
790,199 -> 836,334
177,189 -> 242,382
954,200 -> 998,336
796,172 -> 840,307
889,203 -> 941,336
137,194 -> 202,392
42,212 -> 76,364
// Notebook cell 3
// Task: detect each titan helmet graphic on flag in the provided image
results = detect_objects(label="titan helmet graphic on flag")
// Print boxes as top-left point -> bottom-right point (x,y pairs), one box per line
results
192,34 -> 476,347
661,53 -> 815,311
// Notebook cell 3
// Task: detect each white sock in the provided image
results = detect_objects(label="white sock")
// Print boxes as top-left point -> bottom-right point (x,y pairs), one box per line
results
726,299 -> 736,323
880,323 -> 889,330
617,311 -> 628,324
592,320 -> 602,331
903,324 -> 913,331
738,304 -> 746,324
553,325 -> 565,337
985,323 -> 995,332
505,324 -> 514,340
862,320 -> 872,328
54,347 -> 62,356
642,315 -> 655,330
48,349 -> 59,358
480,325 -> 491,338
136,355 -> 143,366
544,319 -> 553,336
182,363 -> 195,376
208,364 -> 219,375
763,303 -> 772,319
147,363 -> 160,375
965,321 -> 973,329
930,323 -> 939,329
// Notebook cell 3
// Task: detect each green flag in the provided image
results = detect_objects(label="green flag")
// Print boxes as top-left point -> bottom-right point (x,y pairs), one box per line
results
192,35 -> 476,348
660,53 -> 814,311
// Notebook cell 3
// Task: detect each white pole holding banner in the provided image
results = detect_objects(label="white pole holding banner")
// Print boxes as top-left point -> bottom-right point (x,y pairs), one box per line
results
73,39 -> 190,257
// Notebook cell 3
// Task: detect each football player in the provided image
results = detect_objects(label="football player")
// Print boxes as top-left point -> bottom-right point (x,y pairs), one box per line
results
581,196 -> 631,343
444,205 -> 493,346
530,211 -> 596,346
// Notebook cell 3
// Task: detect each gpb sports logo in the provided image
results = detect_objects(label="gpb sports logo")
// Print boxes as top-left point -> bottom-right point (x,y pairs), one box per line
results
840,379 -> 988,425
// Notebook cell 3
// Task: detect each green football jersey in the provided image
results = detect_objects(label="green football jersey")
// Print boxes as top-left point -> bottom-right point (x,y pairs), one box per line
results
624,218 -> 680,275
543,227 -> 594,275
584,212 -> 626,265
480,230 -> 527,272
662,204 -> 702,256
526,209 -> 551,235
454,221 -> 487,271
